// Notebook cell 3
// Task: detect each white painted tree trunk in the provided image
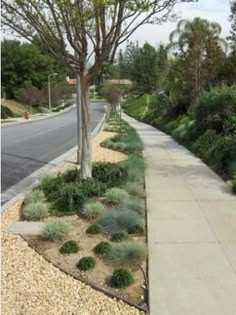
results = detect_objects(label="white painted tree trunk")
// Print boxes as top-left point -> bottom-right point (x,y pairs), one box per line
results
80,77 -> 92,178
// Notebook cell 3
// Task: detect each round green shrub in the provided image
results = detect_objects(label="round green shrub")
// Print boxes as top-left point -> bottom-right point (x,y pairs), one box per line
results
80,202 -> 106,220
39,174 -> 64,201
86,223 -> 103,234
110,268 -> 134,288
77,256 -> 96,271
23,202 -> 49,221
128,223 -> 145,235
24,190 -> 46,205
59,240 -> 80,254
94,241 -> 111,256
111,230 -> 129,242
104,188 -> 129,205
62,168 -> 80,183
41,220 -> 71,241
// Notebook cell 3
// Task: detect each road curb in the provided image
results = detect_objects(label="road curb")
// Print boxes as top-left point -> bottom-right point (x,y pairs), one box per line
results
1,112 -> 107,211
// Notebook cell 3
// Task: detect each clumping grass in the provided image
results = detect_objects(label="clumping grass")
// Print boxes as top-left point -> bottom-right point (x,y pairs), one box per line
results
111,230 -> 129,242
86,223 -> 104,234
94,241 -> 111,256
110,268 -> 134,288
41,220 -> 71,241
23,202 -> 49,220
123,182 -> 146,198
59,240 -> 80,254
122,155 -> 146,183
55,183 -> 85,213
107,241 -> 147,266
128,223 -> 145,235
80,202 -> 106,220
24,190 -> 46,204
104,187 -> 130,205
98,208 -> 141,233
77,256 -> 96,271
120,198 -> 145,216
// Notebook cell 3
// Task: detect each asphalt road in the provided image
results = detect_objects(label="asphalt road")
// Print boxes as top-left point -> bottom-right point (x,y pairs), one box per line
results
1,102 -> 105,193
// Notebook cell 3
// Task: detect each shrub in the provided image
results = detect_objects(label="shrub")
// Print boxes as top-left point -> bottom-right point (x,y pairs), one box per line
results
107,241 -> 147,266
23,202 -> 49,220
77,256 -> 96,271
104,188 -> 129,205
62,168 -> 80,183
128,223 -> 145,235
24,190 -> 45,204
86,223 -> 103,234
120,198 -> 145,216
110,268 -> 134,288
78,178 -> 105,197
191,130 -> 221,160
59,240 -> 80,254
55,183 -> 85,213
98,208 -> 141,233
122,155 -> 145,183
39,174 -> 64,201
123,182 -> 145,198
111,230 -> 129,242
194,85 -> 236,135
232,174 -> 236,194
92,162 -> 128,188
41,220 -> 71,241
1,105 -> 14,119
80,202 -> 106,220
94,241 -> 111,256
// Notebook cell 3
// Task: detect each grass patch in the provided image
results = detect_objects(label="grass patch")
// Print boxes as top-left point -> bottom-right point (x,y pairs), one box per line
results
77,256 -> 96,271
94,241 -> 111,256
86,223 -> 103,234
104,187 -> 130,205
59,240 -> 80,254
23,202 -> 49,220
24,190 -> 46,204
111,230 -> 129,242
80,202 -> 106,220
110,268 -> 134,288
41,220 -> 71,241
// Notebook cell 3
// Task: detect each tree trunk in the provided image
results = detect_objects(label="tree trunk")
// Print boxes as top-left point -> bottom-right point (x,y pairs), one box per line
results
80,76 -> 92,178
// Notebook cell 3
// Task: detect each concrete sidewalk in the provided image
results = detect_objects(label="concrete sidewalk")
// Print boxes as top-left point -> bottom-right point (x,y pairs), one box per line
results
123,114 -> 236,315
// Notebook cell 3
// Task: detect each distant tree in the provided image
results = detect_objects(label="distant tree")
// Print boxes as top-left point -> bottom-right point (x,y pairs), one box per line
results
1,40 -> 66,99
131,43 -> 159,94
168,18 -> 227,102
16,85 -> 47,108
101,83 -> 122,113
228,0 -> 236,50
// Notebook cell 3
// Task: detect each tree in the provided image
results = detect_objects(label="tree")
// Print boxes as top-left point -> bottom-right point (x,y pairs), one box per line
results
1,39 -> 66,98
2,0 -> 195,178
16,85 -> 47,108
101,83 -> 122,113
168,17 -> 227,102
131,42 -> 159,94
228,0 -> 236,51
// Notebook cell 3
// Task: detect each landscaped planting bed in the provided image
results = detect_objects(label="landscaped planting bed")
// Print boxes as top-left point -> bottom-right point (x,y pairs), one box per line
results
20,115 -> 148,308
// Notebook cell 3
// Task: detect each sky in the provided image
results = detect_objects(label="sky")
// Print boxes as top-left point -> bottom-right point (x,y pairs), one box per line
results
128,0 -> 231,48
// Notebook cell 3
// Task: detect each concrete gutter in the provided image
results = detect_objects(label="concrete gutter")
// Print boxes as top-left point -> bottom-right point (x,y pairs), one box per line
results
1,111 -> 106,210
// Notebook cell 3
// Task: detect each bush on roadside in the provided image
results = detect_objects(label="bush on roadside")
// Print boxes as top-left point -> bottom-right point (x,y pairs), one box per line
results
77,256 -> 96,271
78,178 -> 105,197
59,240 -> 80,254
55,183 -> 85,213
128,223 -> 145,235
80,202 -> 106,220
232,174 -> 236,194
1,105 -> 14,119
104,187 -> 130,205
123,182 -> 145,198
110,268 -> 134,288
39,174 -> 64,201
86,223 -> 103,234
111,230 -> 129,242
41,220 -> 71,241
120,198 -> 145,216
62,168 -> 80,183
92,162 -> 128,188
24,189 -> 46,205
191,130 -> 221,160
23,202 -> 49,220
106,241 -> 147,266
94,241 -> 111,256
122,155 -> 145,183
98,208 -> 141,233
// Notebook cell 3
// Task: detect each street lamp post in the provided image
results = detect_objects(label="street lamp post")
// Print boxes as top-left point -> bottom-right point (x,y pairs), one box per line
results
48,73 -> 58,112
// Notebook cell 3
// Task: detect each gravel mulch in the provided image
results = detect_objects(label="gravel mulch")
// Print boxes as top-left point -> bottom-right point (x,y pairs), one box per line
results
1,132 -> 143,315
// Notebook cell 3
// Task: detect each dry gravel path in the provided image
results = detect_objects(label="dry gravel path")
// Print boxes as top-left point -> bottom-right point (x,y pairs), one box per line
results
1,132 -> 143,315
